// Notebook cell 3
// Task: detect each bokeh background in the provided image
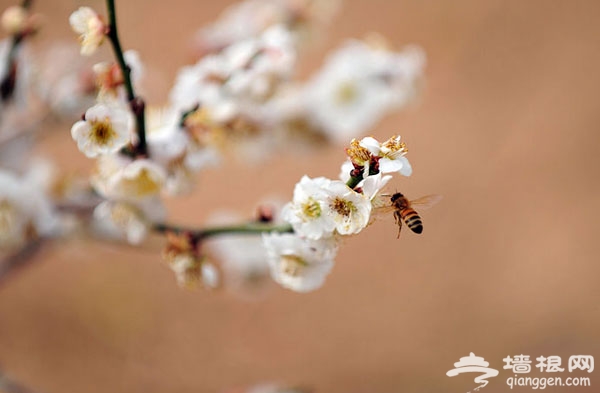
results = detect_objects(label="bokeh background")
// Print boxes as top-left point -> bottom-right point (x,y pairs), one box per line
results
1,0 -> 600,392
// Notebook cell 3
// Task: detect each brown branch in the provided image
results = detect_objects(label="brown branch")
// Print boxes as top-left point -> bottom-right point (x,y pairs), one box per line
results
0,238 -> 45,289
0,367 -> 41,393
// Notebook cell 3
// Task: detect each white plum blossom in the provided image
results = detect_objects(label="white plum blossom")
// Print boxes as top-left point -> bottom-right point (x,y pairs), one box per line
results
146,107 -> 187,165
193,0 -> 339,55
145,106 -> 223,195
303,40 -> 425,142
360,135 -> 412,176
124,50 -> 144,85
201,262 -> 219,288
35,43 -> 96,118
206,204 -> 286,290
325,180 -> 371,235
90,154 -> 167,201
262,233 -> 337,292
169,55 -> 237,118
69,7 -> 106,56
281,176 -> 336,240
93,197 -> 165,245
170,25 -> 295,117
361,173 -> 392,201
71,103 -> 133,158
0,168 -> 58,249
103,159 -> 167,200
223,25 -> 296,100
194,0 -> 284,54
209,233 -> 269,285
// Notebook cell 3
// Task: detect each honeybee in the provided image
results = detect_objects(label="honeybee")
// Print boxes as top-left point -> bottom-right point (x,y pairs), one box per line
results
377,192 -> 442,237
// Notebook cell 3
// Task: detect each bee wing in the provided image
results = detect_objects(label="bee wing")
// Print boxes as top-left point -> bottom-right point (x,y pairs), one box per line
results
370,195 -> 396,222
410,194 -> 443,210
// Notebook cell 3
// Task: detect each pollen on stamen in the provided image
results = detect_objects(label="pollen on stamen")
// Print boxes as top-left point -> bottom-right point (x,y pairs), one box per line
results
89,120 -> 117,146
330,197 -> 354,217
346,138 -> 372,165
383,135 -> 408,154
302,199 -> 321,219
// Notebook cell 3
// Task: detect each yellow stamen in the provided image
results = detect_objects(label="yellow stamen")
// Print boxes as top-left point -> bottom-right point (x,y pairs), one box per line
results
280,254 -> 308,277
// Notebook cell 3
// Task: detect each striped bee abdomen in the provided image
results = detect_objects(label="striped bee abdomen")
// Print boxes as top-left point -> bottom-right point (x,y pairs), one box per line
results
401,209 -> 423,234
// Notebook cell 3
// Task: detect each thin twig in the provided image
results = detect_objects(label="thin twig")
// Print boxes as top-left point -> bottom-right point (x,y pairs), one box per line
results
154,222 -> 294,242
105,0 -> 147,156
0,0 -> 35,102
0,238 -> 45,289
0,368 -> 40,393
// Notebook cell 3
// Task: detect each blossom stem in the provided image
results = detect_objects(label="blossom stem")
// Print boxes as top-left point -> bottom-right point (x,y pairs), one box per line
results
105,0 -> 147,156
153,222 -> 294,242
346,175 -> 362,190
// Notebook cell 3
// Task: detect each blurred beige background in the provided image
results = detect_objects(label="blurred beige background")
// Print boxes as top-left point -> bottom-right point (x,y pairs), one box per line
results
1,0 -> 600,392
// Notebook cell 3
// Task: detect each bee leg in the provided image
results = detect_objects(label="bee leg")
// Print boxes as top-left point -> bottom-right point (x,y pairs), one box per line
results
393,211 -> 402,238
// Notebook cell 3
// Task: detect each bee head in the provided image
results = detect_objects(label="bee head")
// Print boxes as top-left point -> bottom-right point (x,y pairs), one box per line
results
390,192 -> 403,202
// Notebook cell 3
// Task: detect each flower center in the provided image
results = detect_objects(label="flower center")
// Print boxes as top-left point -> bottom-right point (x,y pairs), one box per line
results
0,199 -> 17,235
90,119 -> 117,146
280,254 -> 307,277
335,81 -> 358,104
330,197 -> 355,217
382,136 -> 408,158
302,198 -> 321,219
121,168 -> 162,197
345,139 -> 372,166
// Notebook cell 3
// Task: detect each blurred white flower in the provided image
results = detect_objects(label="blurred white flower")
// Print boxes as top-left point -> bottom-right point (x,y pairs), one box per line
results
124,50 -> 144,84
0,168 -> 58,248
146,106 -> 223,195
262,232 -> 337,292
303,40 -> 425,142
33,43 -> 96,118
224,24 -> 296,100
193,0 -> 288,55
146,107 -> 187,164
281,176 -> 336,240
69,7 -> 106,56
0,37 -> 37,115
194,0 -> 339,55
1,6 -> 28,35
169,55 -> 235,117
104,159 -> 167,200
201,262 -> 219,288
71,103 -> 133,158
93,197 -> 165,245
210,233 -> 269,283
206,204 -> 286,291
170,25 -> 295,117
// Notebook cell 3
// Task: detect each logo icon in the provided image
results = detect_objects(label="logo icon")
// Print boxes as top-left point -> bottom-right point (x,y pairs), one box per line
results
447,353 -> 499,392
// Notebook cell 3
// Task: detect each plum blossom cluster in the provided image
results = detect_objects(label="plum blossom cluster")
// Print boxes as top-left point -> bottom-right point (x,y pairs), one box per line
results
193,0 -> 340,56
1,0 -> 430,295
261,135 -> 409,292
166,0 -> 425,159
0,2 -> 65,255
